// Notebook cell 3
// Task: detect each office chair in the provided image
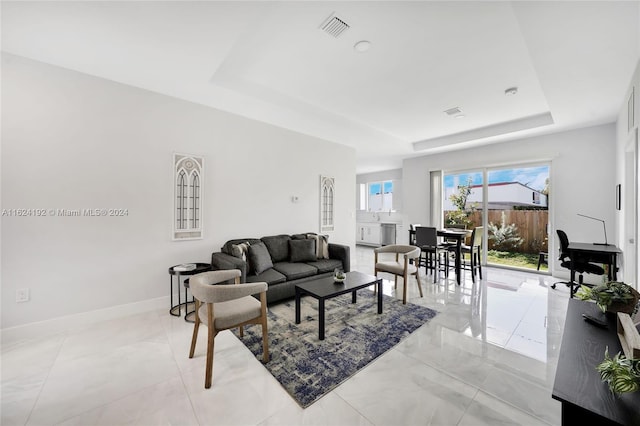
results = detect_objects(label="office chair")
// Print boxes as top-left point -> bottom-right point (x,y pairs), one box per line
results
551,229 -> 604,296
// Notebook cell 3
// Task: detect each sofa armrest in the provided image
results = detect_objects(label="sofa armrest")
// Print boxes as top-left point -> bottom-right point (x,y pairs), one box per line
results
211,252 -> 247,283
328,243 -> 351,272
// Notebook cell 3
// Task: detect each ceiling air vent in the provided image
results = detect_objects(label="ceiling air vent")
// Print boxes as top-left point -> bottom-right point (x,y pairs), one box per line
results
320,13 -> 350,38
444,107 -> 463,116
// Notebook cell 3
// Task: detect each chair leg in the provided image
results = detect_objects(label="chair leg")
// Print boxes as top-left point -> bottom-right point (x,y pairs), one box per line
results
239,326 -> 244,338
204,305 -> 215,389
402,273 -> 407,304
435,251 -> 444,283
445,254 -> 450,277
260,292 -> 269,363
261,319 -> 269,363
394,275 -> 398,289
189,300 -> 201,358
415,272 -> 423,298
433,257 -> 438,283
470,250 -> 476,283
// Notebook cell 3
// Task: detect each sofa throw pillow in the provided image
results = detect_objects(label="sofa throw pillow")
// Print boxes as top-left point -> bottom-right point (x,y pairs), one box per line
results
261,235 -> 290,263
306,233 -> 330,259
230,242 -> 250,261
248,242 -> 273,275
306,234 -> 320,258
319,234 -> 330,259
289,239 -> 317,263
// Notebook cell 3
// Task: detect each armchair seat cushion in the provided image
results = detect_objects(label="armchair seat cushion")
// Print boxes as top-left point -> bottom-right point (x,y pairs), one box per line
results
305,258 -> 343,273
198,296 -> 262,330
272,262 -> 317,281
246,268 -> 286,285
376,261 -> 418,275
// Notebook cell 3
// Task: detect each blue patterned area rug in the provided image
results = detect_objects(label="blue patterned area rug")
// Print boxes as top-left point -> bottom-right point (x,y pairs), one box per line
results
232,289 -> 437,408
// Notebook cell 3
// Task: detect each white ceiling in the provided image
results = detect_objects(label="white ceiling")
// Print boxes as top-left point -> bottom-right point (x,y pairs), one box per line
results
2,1 -> 639,173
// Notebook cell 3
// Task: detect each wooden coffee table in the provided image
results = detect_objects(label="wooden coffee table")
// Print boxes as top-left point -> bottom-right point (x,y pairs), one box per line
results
295,271 -> 383,340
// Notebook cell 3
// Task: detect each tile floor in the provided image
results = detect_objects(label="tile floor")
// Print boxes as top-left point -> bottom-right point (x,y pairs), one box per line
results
1,246 -> 571,425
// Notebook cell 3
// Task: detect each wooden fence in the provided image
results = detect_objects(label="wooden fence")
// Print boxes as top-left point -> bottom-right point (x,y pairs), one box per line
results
445,210 -> 549,254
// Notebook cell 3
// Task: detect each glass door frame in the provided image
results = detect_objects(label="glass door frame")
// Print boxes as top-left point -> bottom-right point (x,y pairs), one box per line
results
442,161 -> 551,272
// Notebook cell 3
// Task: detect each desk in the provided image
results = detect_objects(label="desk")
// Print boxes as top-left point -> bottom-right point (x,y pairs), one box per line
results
552,299 -> 640,425
567,243 -> 621,294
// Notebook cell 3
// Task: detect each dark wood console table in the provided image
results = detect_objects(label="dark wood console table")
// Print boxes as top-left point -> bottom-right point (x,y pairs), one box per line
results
552,299 -> 640,425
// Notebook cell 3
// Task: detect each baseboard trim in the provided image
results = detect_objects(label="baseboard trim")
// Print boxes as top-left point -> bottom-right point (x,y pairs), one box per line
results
1,296 -> 170,346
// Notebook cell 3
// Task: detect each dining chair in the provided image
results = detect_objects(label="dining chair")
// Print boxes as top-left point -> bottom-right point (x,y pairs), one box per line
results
189,269 -> 269,388
409,224 -> 422,245
374,244 -> 423,304
414,226 -> 449,282
461,226 -> 484,282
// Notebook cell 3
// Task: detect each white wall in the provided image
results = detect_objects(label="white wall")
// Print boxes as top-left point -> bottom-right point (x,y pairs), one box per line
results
616,59 -> 640,288
403,124 -> 617,278
1,54 -> 356,329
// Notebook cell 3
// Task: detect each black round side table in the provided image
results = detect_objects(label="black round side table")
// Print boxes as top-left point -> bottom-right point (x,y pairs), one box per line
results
168,262 -> 211,322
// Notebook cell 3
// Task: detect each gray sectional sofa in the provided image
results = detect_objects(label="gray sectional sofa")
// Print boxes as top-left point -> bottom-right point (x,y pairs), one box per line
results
210,233 -> 350,304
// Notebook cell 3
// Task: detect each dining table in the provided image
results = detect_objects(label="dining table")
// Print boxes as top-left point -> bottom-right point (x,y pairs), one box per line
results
437,228 -> 472,285
409,227 -> 471,285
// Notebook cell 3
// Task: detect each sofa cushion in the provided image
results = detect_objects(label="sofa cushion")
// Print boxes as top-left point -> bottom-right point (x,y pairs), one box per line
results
248,242 -> 273,275
290,233 -> 308,240
246,268 -> 286,285
305,258 -> 344,274
261,235 -> 291,263
289,239 -> 317,262
272,262 -> 318,281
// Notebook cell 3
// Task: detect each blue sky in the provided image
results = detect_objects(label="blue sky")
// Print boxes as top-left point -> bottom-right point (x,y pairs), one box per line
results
444,165 -> 549,192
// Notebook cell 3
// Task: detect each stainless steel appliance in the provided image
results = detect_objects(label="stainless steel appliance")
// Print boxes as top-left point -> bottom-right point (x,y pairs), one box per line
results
381,223 -> 396,246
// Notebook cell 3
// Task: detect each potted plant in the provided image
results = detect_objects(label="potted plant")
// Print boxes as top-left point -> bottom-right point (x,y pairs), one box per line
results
575,281 -> 640,315
597,347 -> 640,394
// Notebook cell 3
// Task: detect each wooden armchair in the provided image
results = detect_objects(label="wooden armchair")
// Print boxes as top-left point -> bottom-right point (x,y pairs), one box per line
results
374,244 -> 423,304
189,269 -> 269,388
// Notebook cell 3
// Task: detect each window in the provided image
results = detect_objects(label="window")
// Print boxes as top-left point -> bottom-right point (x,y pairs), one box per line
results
190,173 -> 200,228
533,191 -> 540,204
174,154 -> 203,240
358,183 -> 366,210
367,180 -> 393,211
176,170 -> 187,230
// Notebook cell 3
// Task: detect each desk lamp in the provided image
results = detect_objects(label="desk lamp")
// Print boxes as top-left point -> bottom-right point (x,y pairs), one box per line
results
577,214 -> 611,246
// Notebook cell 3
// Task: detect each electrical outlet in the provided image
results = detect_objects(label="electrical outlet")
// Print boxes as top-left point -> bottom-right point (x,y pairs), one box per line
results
16,288 -> 29,303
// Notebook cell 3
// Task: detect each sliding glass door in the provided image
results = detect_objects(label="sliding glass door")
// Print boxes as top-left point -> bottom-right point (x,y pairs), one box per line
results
443,163 -> 550,271
443,170 -> 484,230
485,165 -> 549,270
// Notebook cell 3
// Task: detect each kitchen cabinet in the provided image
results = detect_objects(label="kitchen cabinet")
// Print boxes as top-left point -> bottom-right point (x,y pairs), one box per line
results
356,223 -> 381,246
